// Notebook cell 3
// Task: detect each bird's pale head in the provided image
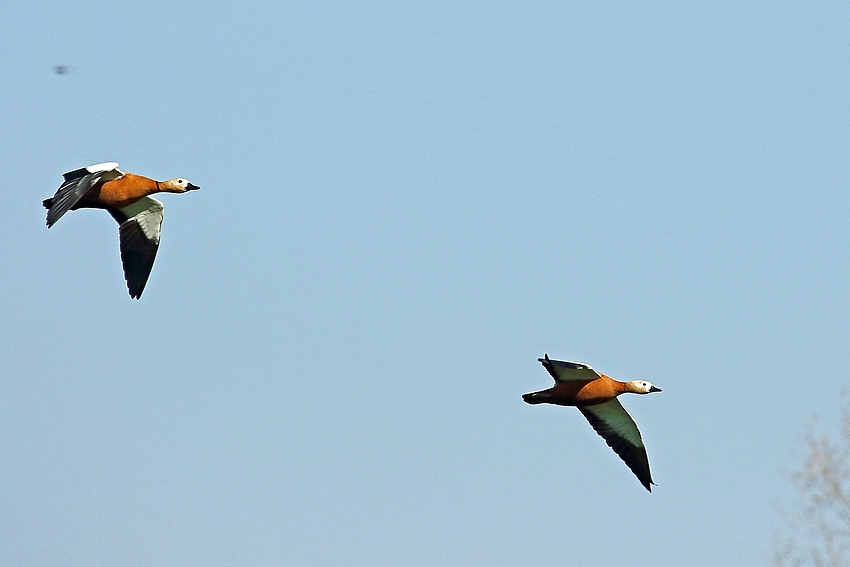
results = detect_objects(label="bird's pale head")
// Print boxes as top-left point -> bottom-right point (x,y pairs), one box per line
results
626,380 -> 662,394
160,178 -> 200,193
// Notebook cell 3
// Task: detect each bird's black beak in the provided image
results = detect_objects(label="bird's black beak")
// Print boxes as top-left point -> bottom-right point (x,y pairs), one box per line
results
187,183 -> 200,191
650,386 -> 662,393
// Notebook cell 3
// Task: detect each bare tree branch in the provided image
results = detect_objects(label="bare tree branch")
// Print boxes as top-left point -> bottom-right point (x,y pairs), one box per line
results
775,404 -> 850,567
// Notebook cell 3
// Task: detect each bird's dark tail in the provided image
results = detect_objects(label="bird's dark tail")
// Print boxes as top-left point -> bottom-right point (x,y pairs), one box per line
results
522,392 -> 550,404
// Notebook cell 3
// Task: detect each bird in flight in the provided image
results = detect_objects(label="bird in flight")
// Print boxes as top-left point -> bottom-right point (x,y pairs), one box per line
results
523,354 -> 662,491
43,162 -> 199,299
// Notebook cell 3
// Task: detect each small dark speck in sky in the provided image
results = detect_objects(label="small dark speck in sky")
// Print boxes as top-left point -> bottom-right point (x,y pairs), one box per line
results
54,65 -> 69,75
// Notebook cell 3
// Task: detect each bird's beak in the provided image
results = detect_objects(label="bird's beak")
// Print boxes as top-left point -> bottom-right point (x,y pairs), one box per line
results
650,386 -> 662,393
187,183 -> 200,191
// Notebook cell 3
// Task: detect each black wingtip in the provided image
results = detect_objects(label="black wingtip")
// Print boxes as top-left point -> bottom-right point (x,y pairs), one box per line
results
127,282 -> 146,300
43,198 -> 54,227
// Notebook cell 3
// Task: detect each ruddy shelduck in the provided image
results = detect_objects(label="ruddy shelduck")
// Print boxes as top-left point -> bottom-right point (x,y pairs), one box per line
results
523,355 -> 662,491
43,162 -> 199,299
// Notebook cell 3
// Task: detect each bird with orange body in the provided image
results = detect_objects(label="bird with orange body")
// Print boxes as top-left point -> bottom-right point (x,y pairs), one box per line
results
523,355 -> 662,491
43,162 -> 199,299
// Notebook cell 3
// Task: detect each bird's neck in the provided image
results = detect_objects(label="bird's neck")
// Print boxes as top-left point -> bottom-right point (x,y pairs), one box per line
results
604,376 -> 630,394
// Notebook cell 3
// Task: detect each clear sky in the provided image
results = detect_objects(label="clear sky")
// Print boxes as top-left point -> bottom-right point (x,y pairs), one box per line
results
2,1 -> 849,565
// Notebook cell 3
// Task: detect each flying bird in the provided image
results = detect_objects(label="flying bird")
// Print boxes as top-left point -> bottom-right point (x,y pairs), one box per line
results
523,355 -> 662,491
43,162 -> 199,299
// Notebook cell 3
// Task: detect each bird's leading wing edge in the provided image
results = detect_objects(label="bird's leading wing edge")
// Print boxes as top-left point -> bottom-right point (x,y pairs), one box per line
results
577,398 -> 653,491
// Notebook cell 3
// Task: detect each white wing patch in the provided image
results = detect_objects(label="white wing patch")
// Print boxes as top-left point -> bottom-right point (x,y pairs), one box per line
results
583,399 -> 644,448
119,197 -> 164,242
85,161 -> 121,173
47,163 -> 125,228
117,197 -> 164,299
538,356 -> 601,383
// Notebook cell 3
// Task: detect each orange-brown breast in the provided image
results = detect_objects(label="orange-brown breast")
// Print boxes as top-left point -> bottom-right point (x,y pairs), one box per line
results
87,173 -> 159,207
546,375 -> 627,406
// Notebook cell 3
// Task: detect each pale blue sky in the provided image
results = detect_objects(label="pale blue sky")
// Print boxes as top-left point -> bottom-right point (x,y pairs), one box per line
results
2,1 -> 849,565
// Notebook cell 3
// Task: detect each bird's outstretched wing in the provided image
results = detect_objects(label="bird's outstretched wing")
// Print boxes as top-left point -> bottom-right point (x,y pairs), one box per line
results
114,197 -> 164,299
44,162 -> 122,227
578,399 -> 654,491
538,354 -> 600,383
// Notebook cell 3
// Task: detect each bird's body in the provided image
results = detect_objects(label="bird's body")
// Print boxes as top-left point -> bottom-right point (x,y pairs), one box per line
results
533,374 -> 632,406
43,162 -> 199,299
523,355 -> 662,491
81,172 -> 163,208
